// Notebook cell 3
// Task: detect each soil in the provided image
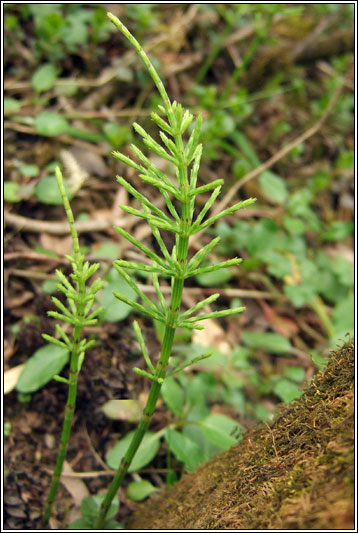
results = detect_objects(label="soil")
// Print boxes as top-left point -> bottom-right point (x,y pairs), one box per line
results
4,321 -> 165,530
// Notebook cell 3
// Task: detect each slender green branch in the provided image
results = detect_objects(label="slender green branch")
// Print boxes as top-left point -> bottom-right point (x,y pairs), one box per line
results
94,13 -> 255,529
43,168 -> 102,525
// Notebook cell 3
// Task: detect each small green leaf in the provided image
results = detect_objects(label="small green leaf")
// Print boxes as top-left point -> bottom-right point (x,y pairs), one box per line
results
97,271 -> 138,323
4,182 -> 21,203
103,123 -> 131,148
332,294 -> 354,339
127,480 -> 157,501
19,164 -> 40,177
81,494 -> 119,523
259,171 -> 288,204
283,216 -> 306,235
165,428 -> 203,471
101,399 -> 142,421
35,175 -> 72,205
242,331 -> 292,354
42,279 -> 59,294
68,518 -> 92,529
4,98 -> 22,113
161,377 -> 184,416
106,431 -> 160,472
31,63 -> 58,92
322,221 -> 354,241
16,345 -> 69,393
91,241 -> 120,259
284,282 -> 316,308
283,366 -> 305,383
199,413 -> 241,450
103,520 -> 124,529
273,379 -> 302,403
81,497 -> 99,523
35,111 -> 69,137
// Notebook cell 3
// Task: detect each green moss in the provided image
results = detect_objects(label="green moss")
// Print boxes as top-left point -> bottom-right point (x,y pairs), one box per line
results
128,342 -> 354,530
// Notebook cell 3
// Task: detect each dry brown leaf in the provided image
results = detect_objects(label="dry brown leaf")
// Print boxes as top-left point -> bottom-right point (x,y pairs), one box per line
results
61,461 -> 90,508
40,233 -> 73,256
192,319 -> 231,354
4,364 -> 25,394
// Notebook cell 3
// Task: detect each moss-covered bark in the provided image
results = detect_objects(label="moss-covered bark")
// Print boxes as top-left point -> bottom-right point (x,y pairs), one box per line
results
128,341 -> 354,530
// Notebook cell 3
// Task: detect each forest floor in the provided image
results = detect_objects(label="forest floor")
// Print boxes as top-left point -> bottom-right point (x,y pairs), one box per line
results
4,4 -> 354,530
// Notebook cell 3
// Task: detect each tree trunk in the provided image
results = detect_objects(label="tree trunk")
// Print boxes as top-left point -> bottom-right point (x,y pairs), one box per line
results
128,341 -> 354,530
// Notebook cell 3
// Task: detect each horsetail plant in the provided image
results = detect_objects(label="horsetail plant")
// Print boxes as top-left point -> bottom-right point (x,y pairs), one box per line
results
42,168 -> 103,525
94,13 -> 256,528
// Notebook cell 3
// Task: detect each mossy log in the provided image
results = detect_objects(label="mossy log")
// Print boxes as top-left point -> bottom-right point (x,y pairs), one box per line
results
128,341 -> 354,530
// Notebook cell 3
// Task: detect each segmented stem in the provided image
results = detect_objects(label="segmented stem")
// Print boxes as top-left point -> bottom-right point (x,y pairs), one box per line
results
94,13 -> 254,528
43,169 -> 100,525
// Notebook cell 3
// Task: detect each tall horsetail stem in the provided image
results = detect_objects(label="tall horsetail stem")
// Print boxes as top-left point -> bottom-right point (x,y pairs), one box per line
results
43,169 -> 103,524
95,13 -> 256,528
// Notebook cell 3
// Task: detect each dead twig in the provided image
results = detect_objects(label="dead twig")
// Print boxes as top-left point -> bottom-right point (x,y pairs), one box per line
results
5,212 -> 126,235
213,81 -> 345,216
138,284 -> 286,301
4,121 -> 105,154
4,251 -> 65,263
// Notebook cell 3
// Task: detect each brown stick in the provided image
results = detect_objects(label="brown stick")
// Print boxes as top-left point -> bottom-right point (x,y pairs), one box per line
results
212,81 -> 344,216
5,212 -> 126,235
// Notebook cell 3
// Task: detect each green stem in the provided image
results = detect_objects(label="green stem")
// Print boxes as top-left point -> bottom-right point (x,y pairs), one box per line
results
43,344 -> 81,523
43,170 -> 86,524
95,232 -> 187,527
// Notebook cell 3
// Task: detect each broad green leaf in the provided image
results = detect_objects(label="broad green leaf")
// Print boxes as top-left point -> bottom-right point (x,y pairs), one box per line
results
35,111 -> 69,137
165,428 -> 203,471
161,377 -> 184,416
254,403 -> 271,422
63,15 -> 88,47
42,279 -> 59,295
332,294 -> 354,338
68,518 -> 92,529
81,494 -> 119,522
259,250 -> 292,279
259,171 -> 288,204
4,98 -> 22,113
283,216 -> 306,235
31,63 -> 58,92
4,182 -> 21,203
284,282 -> 316,308
81,497 -> 101,523
106,431 -> 160,472
35,175 -> 72,205
127,480 -> 157,501
273,379 -> 302,403
101,399 -> 142,421
102,520 -> 124,529
283,366 -> 305,383
91,241 -> 120,259
310,350 -> 328,371
287,189 -> 312,215
331,256 -> 353,287
97,271 -> 138,323
19,164 -> 40,177
199,413 -> 241,450
242,331 -> 292,354
103,123 -> 131,148
246,219 -> 278,256
16,345 -> 69,393
322,221 -> 354,241
312,170 -> 331,191
335,149 -> 354,169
